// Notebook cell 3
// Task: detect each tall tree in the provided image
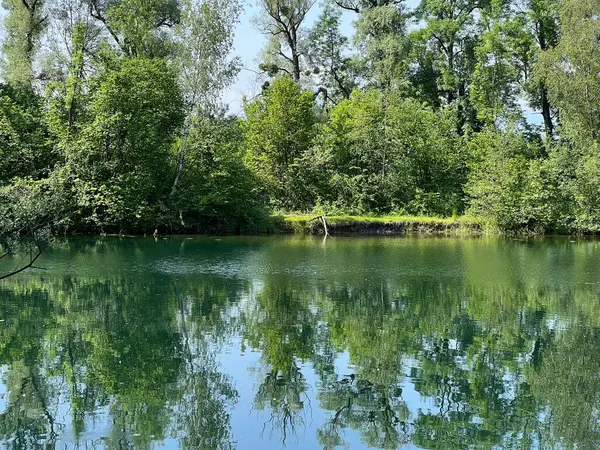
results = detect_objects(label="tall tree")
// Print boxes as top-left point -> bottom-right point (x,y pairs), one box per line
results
170,0 -> 241,197
470,0 -> 521,125
536,0 -> 600,231
415,0 -> 484,130
537,0 -> 600,145
331,0 -> 410,90
43,0 -> 102,131
306,4 -> 355,103
1,0 -> 47,87
524,0 -> 560,137
67,58 -> 185,231
352,0 -> 411,89
88,0 -> 181,57
255,0 -> 316,81
469,0 -> 560,133
243,77 -> 317,209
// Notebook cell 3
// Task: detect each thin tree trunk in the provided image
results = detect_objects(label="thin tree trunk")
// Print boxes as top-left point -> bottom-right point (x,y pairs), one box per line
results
290,28 -> 301,81
446,43 -> 456,104
171,113 -> 193,197
67,56 -> 84,132
292,51 -> 301,81
537,17 -> 555,140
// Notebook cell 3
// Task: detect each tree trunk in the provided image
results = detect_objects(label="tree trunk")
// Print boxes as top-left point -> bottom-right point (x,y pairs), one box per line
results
292,52 -> 301,81
67,51 -> 85,132
171,113 -> 193,197
290,28 -> 301,81
540,84 -> 554,138
537,17 -> 554,139
446,42 -> 456,104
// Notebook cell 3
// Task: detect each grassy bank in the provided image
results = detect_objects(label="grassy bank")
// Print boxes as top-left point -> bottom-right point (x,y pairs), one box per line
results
271,214 -> 486,235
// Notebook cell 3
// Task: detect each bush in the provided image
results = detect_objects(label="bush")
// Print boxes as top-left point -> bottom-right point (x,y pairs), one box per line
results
66,58 -> 185,232
171,115 -> 268,232
321,89 -> 465,215
466,128 -> 577,233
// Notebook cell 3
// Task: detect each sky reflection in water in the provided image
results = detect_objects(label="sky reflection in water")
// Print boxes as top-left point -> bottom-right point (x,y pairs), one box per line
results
0,235 -> 599,449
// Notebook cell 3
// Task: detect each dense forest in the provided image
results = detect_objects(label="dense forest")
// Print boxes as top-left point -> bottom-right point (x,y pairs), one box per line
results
0,0 -> 599,240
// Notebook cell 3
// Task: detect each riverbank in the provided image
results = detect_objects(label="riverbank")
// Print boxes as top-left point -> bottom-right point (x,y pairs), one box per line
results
271,215 -> 486,235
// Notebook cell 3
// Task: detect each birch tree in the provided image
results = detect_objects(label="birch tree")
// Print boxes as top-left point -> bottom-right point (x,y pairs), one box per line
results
170,0 -> 241,197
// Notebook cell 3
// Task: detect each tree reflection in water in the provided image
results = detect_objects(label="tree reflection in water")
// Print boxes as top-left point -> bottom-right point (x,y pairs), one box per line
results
0,272 -> 239,450
243,284 -> 315,446
0,237 -> 600,449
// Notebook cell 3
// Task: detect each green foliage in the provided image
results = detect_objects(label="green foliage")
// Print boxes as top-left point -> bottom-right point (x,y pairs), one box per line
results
573,151 -> 600,233
306,4 -> 355,101
465,128 -> 575,233
322,89 -> 464,215
415,0 -> 480,99
100,0 -> 181,57
243,77 -> 318,210
1,0 -> 600,243
172,115 -> 268,232
0,167 -> 74,280
0,171 -> 72,239
66,58 -> 184,231
0,0 -> 267,241
466,128 -> 533,231
0,86 -> 56,182
470,5 -> 521,124
537,0 -> 600,146
174,0 -> 241,112
353,3 -> 410,90
1,0 -> 46,87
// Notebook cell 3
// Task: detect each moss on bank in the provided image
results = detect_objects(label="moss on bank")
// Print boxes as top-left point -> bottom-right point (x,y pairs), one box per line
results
271,214 -> 486,235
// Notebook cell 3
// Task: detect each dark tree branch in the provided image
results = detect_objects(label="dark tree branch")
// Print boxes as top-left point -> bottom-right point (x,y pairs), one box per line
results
278,49 -> 294,64
334,0 -> 359,13
431,33 -> 449,55
155,17 -> 179,28
89,0 -> 127,53
0,242 -> 43,281
331,66 -> 351,99
275,66 -> 293,76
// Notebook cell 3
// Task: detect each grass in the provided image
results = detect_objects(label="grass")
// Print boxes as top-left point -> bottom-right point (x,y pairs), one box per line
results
282,214 -> 473,223
272,213 -> 486,234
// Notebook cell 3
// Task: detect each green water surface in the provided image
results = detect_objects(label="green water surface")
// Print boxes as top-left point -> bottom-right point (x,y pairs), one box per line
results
1,236 -> 599,449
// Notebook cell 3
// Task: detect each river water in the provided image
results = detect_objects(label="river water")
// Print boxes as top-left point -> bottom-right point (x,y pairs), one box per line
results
0,236 -> 599,449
